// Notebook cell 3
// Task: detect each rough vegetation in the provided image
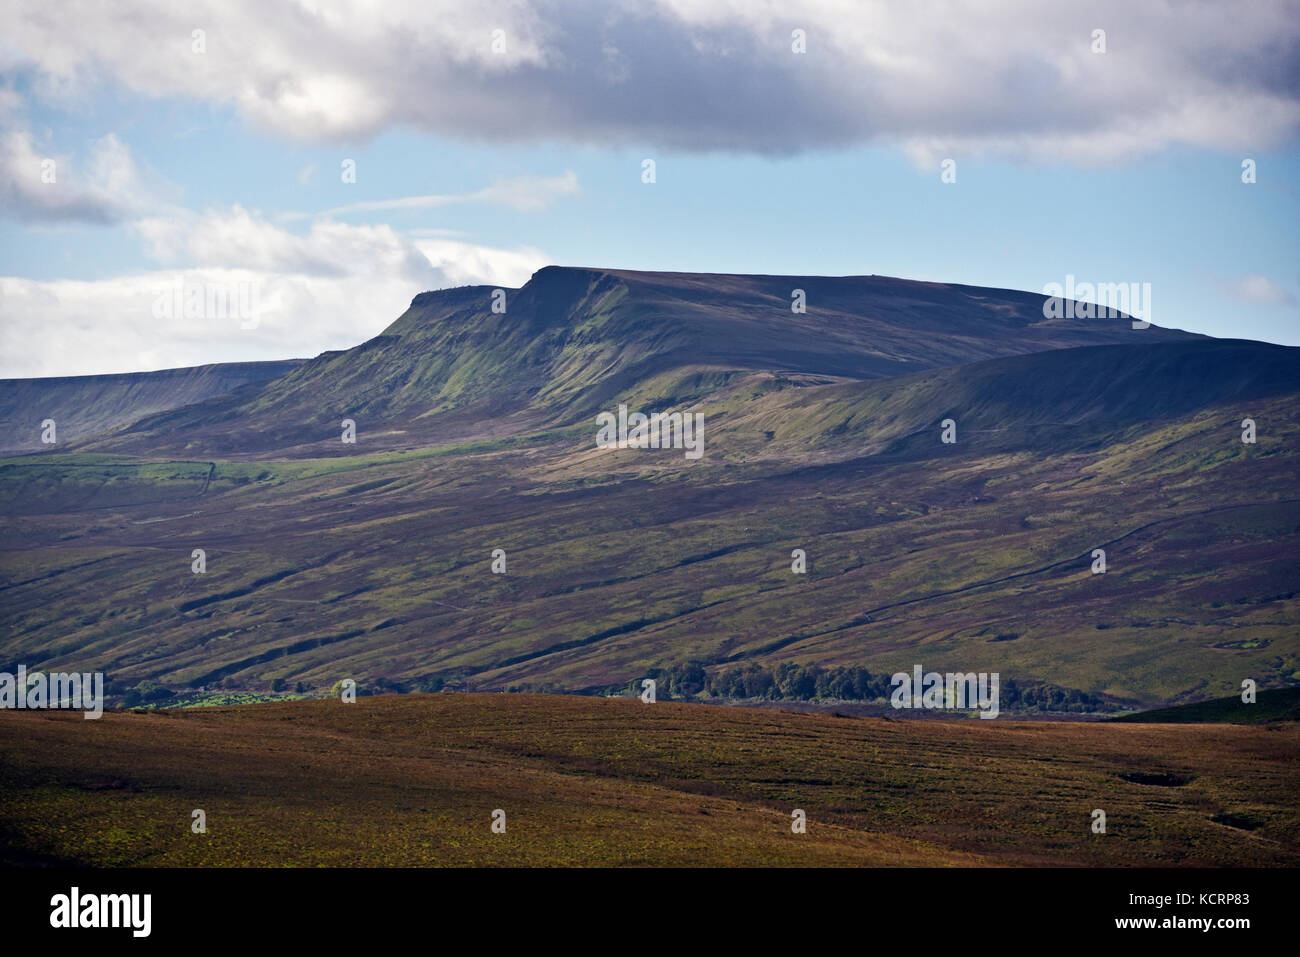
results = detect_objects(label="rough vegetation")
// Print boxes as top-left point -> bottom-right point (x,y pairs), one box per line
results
2,694 -> 1295,867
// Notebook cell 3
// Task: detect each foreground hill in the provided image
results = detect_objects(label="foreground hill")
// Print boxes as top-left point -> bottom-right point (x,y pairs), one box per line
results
1112,687 -> 1300,724
0,360 -> 305,454
1,695 -> 1295,866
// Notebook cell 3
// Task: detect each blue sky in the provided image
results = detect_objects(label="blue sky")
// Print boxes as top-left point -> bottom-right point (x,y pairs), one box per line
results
2,1 -> 1298,376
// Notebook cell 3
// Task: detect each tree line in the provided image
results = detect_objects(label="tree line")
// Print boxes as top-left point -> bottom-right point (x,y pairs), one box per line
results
616,661 -> 1115,713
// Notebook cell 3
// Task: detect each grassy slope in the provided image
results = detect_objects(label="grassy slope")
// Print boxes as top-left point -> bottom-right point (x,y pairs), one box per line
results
0,271 -> 1294,710
1,380 -> 1295,707
0,695 -> 1294,867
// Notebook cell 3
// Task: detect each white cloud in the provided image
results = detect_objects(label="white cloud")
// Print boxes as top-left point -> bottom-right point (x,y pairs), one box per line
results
414,238 -> 551,289
0,208 -> 551,377
0,128 -> 144,223
312,170 -> 579,218
0,268 -> 415,377
133,205 -> 440,279
1222,274 -> 1297,307
3,0 -> 1296,162
0,88 -> 23,122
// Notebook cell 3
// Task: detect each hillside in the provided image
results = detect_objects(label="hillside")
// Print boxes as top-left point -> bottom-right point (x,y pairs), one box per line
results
1111,687 -> 1300,724
1,351 -> 1295,708
0,360 -> 305,454
683,337 -> 1300,464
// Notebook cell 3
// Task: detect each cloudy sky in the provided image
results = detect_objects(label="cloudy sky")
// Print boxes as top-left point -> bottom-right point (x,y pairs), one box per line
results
1,0 -> 1298,377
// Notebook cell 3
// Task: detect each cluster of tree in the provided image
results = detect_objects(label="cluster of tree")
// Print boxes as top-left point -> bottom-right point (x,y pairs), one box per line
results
121,679 -> 175,708
640,661 -> 893,702
621,661 -> 1116,713
1002,680 -> 1109,713
173,664 -> 1112,715
268,677 -> 314,693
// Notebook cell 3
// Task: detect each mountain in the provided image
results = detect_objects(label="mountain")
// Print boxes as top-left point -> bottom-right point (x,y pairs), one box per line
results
0,360 -> 306,454
0,267 -> 1296,714
68,266 -> 1196,457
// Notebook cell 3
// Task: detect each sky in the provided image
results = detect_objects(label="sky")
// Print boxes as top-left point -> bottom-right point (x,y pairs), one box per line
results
1,0 -> 1298,378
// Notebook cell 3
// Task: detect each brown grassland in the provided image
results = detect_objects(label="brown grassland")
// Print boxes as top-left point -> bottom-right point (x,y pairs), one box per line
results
1,693 -> 1295,867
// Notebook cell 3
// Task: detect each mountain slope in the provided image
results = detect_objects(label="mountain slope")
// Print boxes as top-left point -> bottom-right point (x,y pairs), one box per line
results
2,330 -> 1295,709
0,360 -> 305,454
74,267 -> 1196,457
692,338 -> 1300,466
